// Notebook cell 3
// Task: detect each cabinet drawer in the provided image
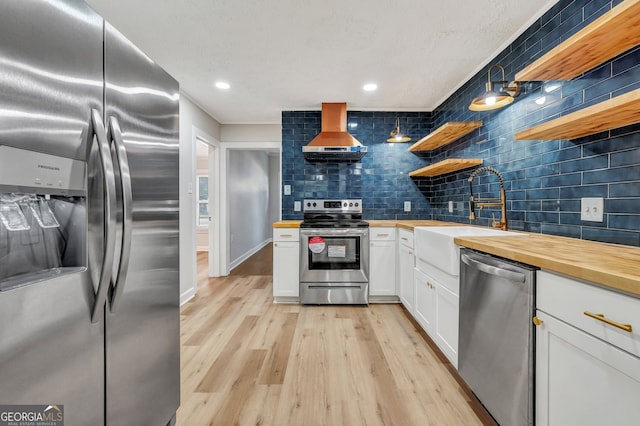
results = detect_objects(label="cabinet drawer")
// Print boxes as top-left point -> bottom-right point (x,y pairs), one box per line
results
537,270 -> 640,358
398,228 -> 414,248
369,227 -> 396,241
273,228 -> 299,242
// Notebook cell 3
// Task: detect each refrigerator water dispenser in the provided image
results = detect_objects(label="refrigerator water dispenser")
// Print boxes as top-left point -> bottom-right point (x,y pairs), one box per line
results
0,148 -> 86,291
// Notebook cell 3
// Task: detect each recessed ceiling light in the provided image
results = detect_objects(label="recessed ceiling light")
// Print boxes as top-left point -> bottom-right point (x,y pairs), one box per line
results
363,83 -> 377,92
215,81 -> 230,90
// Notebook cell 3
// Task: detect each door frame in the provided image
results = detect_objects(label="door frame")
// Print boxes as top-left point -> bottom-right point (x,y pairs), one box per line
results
219,141 -> 280,275
192,126 -> 221,278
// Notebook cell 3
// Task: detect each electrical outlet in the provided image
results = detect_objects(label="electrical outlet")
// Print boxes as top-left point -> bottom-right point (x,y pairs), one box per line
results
581,197 -> 604,222
404,201 -> 411,212
283,185 -> 291,195
448,201 -> 453,213
294,201 -> 301,212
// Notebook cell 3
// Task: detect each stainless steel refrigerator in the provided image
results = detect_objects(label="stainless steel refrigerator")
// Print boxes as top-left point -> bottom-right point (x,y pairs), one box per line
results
0,1 -> 180,425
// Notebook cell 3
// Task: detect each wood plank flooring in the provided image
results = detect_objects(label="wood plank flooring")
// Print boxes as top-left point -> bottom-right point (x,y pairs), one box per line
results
178,245 -> 494,425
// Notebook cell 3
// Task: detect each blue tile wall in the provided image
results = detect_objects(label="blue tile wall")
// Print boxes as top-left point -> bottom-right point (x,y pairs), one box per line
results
427,0 -> 640,246
281,0 -> 640,246
281,111 -> 432,220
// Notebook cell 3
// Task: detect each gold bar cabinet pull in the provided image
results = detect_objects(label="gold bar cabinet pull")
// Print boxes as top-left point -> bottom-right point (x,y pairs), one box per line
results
583,311 -> 633,333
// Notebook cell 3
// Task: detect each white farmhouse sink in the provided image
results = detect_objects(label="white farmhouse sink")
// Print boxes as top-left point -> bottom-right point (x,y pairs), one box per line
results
414,226 -> 526,276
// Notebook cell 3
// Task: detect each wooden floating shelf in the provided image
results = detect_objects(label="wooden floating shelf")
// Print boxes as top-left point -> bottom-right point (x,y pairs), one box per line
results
515,0 -> 640,81
408,121 -> 482,152
514,88 -> 640,140
409,158 -> 483,177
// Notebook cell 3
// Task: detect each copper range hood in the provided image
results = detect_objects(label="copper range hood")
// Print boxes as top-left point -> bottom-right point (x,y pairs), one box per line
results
302,102 -> 367,162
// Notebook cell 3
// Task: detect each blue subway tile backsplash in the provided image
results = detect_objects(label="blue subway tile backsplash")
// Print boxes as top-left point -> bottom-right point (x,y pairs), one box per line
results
281,0 -> 640,246
281,111 -> 432,220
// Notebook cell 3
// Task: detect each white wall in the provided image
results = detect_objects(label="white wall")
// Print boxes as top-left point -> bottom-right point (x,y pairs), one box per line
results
179,111 -> 280,298
221,124 -> 281,142
228,150 -> 271,267
179,94 -> 220,305
268,154 -> 280,225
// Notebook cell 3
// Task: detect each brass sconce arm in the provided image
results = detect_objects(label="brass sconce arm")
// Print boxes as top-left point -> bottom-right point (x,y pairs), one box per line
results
469,64 -> 521,111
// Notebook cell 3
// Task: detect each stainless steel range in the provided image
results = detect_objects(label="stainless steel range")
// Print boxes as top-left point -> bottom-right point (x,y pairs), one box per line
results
299,199 -> 369,304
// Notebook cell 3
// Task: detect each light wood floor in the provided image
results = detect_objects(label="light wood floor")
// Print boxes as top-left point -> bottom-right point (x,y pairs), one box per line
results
178,245 -> 494,425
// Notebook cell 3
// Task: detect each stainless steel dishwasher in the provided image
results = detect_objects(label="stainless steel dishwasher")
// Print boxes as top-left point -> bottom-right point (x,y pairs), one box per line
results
459,248 -> 537,426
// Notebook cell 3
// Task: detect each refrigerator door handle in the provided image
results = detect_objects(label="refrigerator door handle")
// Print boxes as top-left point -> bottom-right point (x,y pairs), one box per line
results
90,109 -> 118,323
107,116 -> 133,313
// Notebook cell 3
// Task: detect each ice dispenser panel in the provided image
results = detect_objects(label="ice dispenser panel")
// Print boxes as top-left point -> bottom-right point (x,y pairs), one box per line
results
0,147 -> 86,291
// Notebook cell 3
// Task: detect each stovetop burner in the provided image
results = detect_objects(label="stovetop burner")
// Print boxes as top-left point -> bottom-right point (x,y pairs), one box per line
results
299,219 -> 369,229
299,199 -> 369,229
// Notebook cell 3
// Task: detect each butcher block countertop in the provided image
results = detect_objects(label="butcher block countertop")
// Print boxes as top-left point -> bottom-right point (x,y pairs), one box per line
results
272,220 -> 640,295
272,220 -> 301,228
455,233 -> 640,297
367,220 -> 458,230
272,220 -> 457,229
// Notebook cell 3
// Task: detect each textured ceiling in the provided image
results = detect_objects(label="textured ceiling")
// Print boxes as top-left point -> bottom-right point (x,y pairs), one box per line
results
86,0 -> 559,124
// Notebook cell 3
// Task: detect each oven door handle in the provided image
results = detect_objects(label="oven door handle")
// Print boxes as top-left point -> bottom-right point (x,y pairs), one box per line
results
300,229 -> 369,237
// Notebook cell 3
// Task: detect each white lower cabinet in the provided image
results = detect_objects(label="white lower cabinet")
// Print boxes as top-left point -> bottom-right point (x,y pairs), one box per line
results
535,311 -> 640,426
369,228 -> 397,298
434,283 -> 458,364
272,229 -> 299,301
414,266 -> 458,367
536,270 -> 640,426
398,229 -> 414,312
414,268 -> 435,335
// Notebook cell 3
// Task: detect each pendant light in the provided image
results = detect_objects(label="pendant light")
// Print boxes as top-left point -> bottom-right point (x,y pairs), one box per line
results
469,64 -> 521,112
387,117 -> 412,143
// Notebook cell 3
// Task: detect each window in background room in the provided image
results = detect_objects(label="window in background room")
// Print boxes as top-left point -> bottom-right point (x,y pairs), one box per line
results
196,174 -> 209,227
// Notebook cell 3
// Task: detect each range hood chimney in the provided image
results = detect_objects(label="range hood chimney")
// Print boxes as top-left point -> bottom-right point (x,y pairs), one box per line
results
302,102 -> 367,162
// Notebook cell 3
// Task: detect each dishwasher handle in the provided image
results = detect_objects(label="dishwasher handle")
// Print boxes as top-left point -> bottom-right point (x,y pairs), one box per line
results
461,251 -> 527,283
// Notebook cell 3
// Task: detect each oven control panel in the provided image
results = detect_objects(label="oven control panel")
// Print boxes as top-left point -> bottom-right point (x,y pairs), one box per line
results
303,199 -> 362,213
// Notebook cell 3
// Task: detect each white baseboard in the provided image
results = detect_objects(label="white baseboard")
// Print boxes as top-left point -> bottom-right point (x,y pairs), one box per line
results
180,286 -> 197,306
273,296 -> 300,304
229,238 -> 272,271
369,296 -> 401,303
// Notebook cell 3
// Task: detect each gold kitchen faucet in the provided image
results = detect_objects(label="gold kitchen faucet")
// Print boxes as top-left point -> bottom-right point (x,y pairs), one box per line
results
468,166 -> 508,231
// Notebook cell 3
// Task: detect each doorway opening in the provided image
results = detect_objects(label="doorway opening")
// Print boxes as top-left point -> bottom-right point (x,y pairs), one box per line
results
223,147 -> 280,273
193,133 -> 221,283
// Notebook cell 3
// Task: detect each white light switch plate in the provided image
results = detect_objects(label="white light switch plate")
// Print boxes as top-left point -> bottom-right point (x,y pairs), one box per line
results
581,197 -> 604,222
404,201 -> 411,212
294,201 -> 301,212
448,201 -> 453,213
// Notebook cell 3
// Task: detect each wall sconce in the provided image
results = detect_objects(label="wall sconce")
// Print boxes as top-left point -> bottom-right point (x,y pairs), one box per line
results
469,64 -> 521,111
387,117 -> 412,143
